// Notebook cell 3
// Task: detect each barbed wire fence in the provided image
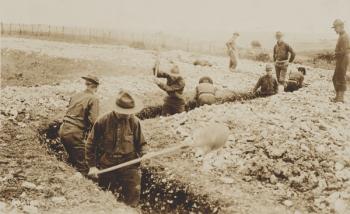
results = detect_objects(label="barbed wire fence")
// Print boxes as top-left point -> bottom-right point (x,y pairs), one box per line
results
0,23 -> 226,56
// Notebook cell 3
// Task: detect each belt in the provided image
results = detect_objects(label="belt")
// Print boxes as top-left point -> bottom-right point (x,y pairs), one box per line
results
199,92 -> 215,96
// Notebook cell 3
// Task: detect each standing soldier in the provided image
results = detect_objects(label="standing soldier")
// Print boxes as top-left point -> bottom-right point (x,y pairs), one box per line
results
59,75 -> 100,175
331,19 -> 350,103
253,64 -> 279,96
273,31 -> 296,86
226,32 -> 240,72
86,90 -> 146,207
153,64 -> 186,116
284,67 -> 306,92
195,76 -> 216,106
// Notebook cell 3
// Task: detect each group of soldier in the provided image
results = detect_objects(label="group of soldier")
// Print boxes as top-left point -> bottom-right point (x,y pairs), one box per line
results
58,19 -> 349,208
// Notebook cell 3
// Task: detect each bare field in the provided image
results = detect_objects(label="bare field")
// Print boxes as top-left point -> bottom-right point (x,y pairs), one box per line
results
1,37 -> 350,213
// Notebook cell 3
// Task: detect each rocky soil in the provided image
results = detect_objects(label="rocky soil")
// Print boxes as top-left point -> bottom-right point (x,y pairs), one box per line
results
1,37 -> 350,213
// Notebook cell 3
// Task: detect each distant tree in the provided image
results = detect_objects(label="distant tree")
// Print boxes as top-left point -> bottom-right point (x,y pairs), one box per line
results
251,40 -> 262,49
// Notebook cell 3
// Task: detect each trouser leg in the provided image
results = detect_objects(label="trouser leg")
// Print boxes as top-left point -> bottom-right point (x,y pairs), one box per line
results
333,58 -> 348,92
279,65 -> 288,85
275,65 -> 281,83
59,124 -> 88,175
118,168 -> 142,207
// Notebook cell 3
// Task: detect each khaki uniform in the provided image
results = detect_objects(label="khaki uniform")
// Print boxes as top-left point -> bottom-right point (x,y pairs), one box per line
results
156,71 -> 186,116
59,90 -> 99,175
273,41 -> 296,84
285,71 -> 304,92
333,31 -> 350,92
226,38 -> 238,70
85,112 -> 146,207
196,83 -> 216,106
253,74 -> 278,96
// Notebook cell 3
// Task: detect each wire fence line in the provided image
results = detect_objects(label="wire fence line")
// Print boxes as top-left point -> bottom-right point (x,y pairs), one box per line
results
1,23 -> 227,56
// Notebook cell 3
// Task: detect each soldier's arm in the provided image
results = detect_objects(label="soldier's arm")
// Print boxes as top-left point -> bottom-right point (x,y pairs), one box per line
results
85,121 -> 102,168
299,75 -> 305,87
335,35 -> 350,57
253,78 -> 261,92
133,118 -> 147,156
288,45 -> 296,63
158,78 -> 185,92
273,79 -> 278,94
88,97 -> 100,126
195,86 -> 199,100
153,68 -> 170,78
273,45 -> 277,62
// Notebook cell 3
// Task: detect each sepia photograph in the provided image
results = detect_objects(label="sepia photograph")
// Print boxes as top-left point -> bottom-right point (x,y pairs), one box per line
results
1,0 -> 350,213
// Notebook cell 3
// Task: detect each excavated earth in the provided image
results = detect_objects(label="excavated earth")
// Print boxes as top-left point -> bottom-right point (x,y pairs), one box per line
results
1,37 -> 350,214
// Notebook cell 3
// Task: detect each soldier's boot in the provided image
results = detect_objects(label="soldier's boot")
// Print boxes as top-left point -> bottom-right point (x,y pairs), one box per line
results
336,91 -> 345,103
331,91 -> 340,102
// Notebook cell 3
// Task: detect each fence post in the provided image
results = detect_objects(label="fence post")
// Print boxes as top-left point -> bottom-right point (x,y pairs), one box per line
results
1,22 -> 3,35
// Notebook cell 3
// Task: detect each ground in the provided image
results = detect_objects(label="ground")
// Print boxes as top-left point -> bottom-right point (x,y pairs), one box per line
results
1,37 -> 350,213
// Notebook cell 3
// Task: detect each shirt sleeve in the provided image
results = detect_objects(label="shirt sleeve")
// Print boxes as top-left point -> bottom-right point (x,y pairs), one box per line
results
288,44 -> 296,62
253,77 -> 262,92
156,70 -> 170,78
273,45 -> 277,62
88,97 -> 99,127
335,35 -> 350,57
158,78 -> 185,93
273,79 -> 278,93
133,118 -> 147,156
85,120 -> 102,167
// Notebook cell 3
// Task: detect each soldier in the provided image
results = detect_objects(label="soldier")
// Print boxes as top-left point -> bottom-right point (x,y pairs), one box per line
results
284,67 -> 306,92
59,75 -> 100,175
153,64 -> 186,116
86,90 -> 146,207
195,76 -> 216,106
226,32 -> 240,72
331,19 -> 350,103
273,31 -> 296,85
253,64 -> 279,96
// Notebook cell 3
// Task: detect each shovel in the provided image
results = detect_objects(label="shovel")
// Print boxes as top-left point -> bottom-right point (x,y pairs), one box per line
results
96,123 -> 230,175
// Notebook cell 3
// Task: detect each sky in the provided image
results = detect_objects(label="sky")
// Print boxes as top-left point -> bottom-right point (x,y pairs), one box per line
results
1,0 -> 350,41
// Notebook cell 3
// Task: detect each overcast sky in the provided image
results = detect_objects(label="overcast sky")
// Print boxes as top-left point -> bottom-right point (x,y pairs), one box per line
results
1,0 -> 349,39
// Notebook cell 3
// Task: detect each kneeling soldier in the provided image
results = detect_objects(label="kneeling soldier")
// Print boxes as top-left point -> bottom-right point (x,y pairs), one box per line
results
284,67 -> 306,92
86,91 -> 146,207
195,76 -> 216,106
253,64 -> 279,96
59,75 -> 100,175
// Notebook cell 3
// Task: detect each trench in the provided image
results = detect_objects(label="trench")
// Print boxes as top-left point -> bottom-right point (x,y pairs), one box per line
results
37,90 -> 264,213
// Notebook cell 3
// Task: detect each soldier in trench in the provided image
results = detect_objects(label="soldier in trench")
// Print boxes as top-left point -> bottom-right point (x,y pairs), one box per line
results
284,67 -> 306,92
253,64 -> 279,96
195,76 -> 217,106
86,90 -> 146,207
153,64 -> 186,116
58,75 -> 100,176
226,32 -> 240,72
331,19 -> 350,103
273,31 -> 296,86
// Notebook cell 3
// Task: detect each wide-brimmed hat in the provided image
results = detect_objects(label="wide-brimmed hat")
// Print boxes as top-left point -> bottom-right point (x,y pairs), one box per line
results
233,32 -> 240,36
114,90 -> 143,114
265,64 -> 273,71
332,19 -> 344,28
275,31 -> 283,37
199,76 -> 213,84
82,75 -> 99,85
169,65 -> 181,77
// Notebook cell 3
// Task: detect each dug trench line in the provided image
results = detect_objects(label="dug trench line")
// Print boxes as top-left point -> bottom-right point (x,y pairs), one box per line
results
37,90 -> 262,213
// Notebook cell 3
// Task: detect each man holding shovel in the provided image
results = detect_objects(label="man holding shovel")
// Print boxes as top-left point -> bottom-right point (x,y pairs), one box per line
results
273,31 -> 296,86
86,90 -> 146,207
153,63 -> 186,116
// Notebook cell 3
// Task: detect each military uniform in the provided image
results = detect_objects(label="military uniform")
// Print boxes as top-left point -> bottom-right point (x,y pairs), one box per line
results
253,74 -> 278,96
196,82 -> 216,106
273,41 -> 296,84
86,112 -> 146,207
333,31 -> 350,92
155,71 -> 186,116
226,38 -> 238,71
59,89 -> 99,175
284,71 -> 304,92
